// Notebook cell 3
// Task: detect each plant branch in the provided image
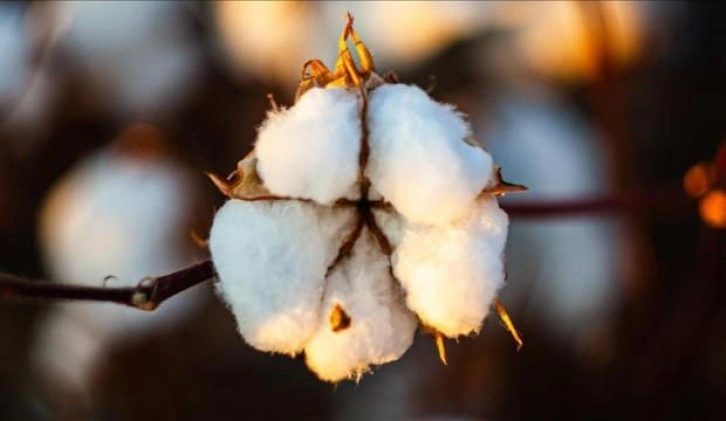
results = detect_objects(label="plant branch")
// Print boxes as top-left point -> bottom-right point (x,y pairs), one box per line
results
503,187 -> 692,218
0,260 -> 215,311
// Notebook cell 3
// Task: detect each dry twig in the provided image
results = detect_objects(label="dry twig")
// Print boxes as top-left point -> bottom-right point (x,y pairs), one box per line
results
0,260 -> 215,311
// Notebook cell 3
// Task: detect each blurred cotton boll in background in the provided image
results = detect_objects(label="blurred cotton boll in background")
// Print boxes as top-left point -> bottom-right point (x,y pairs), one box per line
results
32,125 -> 209,409
55,0 -> 201,117
506,0 -> 643,83
482,93 -> 625,346
0,2 -> 61,153
0,3 -> 29,106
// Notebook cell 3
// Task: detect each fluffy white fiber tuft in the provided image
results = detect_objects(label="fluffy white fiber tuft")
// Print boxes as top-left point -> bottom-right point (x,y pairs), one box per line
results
210,200 -> 354,354
304,231 -> 417,382
255,87 -> 362,204
393,197 -> 508,337
367,84 -> 493,226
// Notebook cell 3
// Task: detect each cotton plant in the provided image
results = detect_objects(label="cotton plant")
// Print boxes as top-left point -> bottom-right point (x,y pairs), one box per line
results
208,15 -> 524,383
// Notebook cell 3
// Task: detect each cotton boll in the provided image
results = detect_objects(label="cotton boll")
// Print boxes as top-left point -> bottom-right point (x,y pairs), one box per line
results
210,199 -> 353,354
304,231 -> 417,382
57,1 -> 201,116
367,84 -> 493,226
393,197 -> 508,337
255,88 -> 362,204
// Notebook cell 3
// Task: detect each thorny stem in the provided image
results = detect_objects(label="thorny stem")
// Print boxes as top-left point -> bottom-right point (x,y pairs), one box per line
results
0,260 -> 215,311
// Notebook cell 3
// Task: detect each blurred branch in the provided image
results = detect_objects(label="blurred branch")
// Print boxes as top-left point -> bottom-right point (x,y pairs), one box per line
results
503,186 -> 691,218
0,260 -> 214,310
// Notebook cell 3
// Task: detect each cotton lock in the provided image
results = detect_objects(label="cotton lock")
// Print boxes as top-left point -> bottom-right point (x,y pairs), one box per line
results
211,200 -> 352,354
367,83 -> 493,226
255,87 -> 362,204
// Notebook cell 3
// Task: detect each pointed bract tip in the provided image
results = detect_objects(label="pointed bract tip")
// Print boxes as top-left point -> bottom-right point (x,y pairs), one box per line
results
435,331 -> 448,365
206,172 -> 233,198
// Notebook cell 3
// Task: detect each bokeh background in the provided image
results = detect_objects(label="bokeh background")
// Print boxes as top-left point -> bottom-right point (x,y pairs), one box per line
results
0,1 -> 724,419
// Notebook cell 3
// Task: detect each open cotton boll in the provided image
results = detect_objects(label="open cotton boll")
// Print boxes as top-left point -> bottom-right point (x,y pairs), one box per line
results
393,197 -> 508,337
367,84 -> 493,226
255,87 -> 362,204
304,231 -> 417,382
210,199 -> 353,354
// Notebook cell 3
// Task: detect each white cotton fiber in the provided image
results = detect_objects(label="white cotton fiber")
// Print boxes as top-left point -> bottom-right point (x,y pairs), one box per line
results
393,197 -> 508,337
255,87 -> 362,204
304,231 -> 417,382
367,84 -> 493,226
210,199 -> 354,354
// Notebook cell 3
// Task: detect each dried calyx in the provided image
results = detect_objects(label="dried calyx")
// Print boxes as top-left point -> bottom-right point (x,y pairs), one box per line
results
208,14 -> 524,382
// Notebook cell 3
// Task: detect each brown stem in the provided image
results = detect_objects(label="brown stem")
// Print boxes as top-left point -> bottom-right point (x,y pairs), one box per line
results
0,260 -> 215,311
503,187 -> 691,218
